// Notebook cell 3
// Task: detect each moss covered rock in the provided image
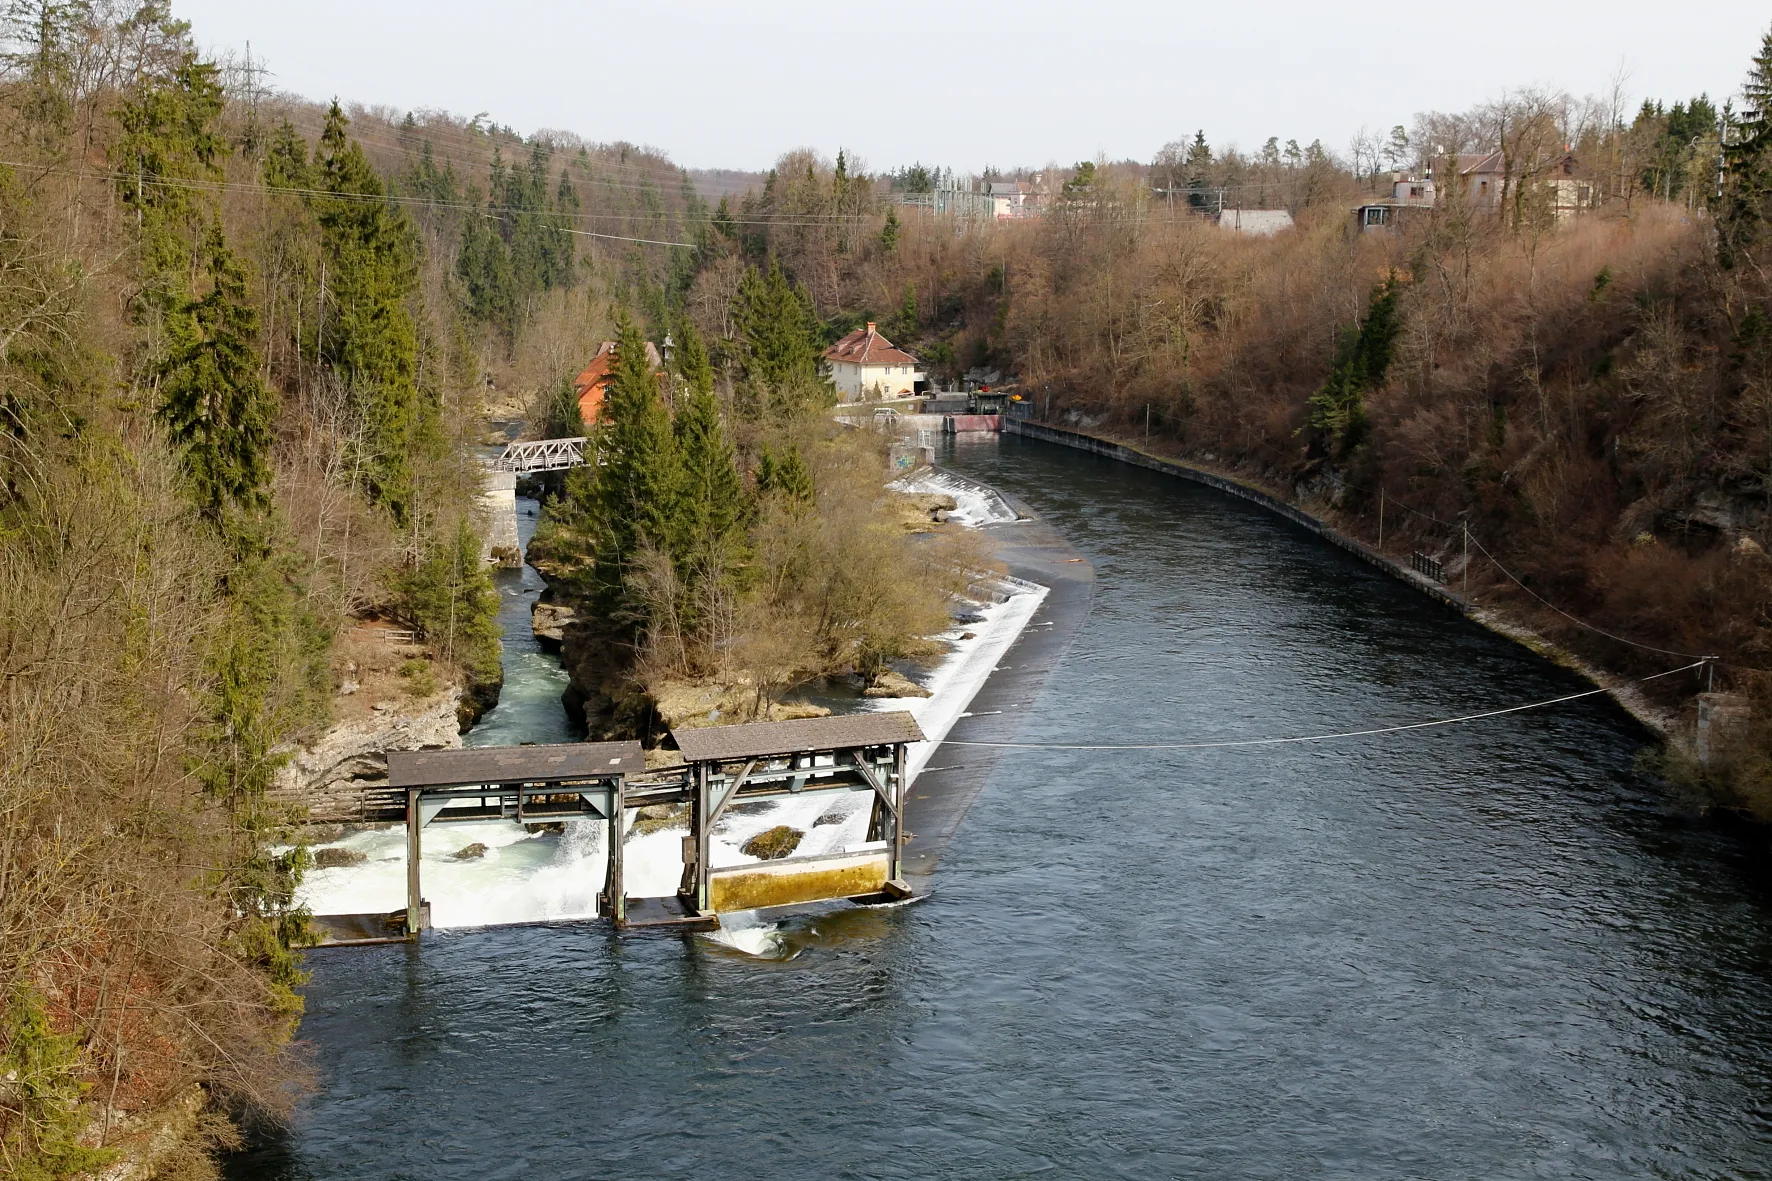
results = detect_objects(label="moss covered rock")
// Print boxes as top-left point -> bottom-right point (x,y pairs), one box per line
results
741,825 -> 803,860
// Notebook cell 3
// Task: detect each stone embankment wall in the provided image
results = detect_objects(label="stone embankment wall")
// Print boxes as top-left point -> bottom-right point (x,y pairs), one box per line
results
1008,418 -> 1468,611
270,690 -> 462,823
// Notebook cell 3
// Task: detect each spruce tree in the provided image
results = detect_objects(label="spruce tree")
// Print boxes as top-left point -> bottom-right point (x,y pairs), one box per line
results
754,443 -> 813,510
156,224 -> 277,523
673,323 -> 744,560
313,100 -> 425,520
1307,276 -> 1404,454
731,259 -> 829,419
878,207 -> 901,253
1722,30 -> 1772,267
593,317 -> 682,607
771,444 -> 815,509
113,52 -> 225,318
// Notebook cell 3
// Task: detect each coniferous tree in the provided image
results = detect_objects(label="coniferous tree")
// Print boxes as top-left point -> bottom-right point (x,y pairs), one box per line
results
455,142 -> 577,342
1307,276 -> 1404,454
313,100 -> 426,520
113,51 -> 225,318
396,519 -> 501,682
730,259 -> 828,419
878,207 -> 901,253
456,182 -> 517,331
771,444 -> 815,509
592,316 -> 681,608
1185,130 -> 1212,209
754,442 -> 813,509
156,225 -> 277,523
673,323 -> 744,557
1722,31 -> 1772,268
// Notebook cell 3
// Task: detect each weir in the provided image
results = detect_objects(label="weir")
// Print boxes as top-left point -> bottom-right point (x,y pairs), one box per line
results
310,711 -> 924,943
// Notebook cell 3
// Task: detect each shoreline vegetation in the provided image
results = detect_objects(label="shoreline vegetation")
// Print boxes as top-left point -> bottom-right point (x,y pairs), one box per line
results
7,2 -> 1772,1176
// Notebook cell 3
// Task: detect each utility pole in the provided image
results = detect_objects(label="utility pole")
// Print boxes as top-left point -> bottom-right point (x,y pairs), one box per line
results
1462,518 -> 1469,593
1377,488 -> 1384,550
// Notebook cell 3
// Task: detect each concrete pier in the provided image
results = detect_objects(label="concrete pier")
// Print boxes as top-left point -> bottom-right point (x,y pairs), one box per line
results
480,469 -> 521,566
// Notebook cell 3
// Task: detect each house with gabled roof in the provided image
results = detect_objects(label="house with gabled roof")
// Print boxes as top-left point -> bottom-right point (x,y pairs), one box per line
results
573,339 -> 664,424
824,322 -> 924,402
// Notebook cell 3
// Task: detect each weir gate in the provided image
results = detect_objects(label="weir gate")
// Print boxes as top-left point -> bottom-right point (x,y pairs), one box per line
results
312,711 -> 924,944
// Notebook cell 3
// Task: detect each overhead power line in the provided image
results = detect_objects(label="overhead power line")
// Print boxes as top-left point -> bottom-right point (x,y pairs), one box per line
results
941,660 -> 1707,752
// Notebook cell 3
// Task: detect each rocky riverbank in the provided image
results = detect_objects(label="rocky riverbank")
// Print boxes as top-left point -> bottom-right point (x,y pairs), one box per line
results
269,688 -> 463,824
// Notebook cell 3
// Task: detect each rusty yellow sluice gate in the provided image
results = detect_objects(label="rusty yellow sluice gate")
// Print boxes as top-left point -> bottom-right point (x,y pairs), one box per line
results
323,712 -> 923,942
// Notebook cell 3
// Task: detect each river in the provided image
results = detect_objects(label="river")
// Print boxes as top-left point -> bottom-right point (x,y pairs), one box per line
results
229,435 -> 1772,1179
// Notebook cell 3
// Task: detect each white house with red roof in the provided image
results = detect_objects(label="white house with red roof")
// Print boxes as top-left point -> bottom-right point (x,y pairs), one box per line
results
824,322 -> 924,402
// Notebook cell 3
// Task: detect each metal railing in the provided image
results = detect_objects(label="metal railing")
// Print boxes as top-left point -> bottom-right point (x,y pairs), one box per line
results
1410,551 -> 1445,582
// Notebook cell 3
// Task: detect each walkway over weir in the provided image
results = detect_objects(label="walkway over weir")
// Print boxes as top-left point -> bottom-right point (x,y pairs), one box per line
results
314,712 -> 925,942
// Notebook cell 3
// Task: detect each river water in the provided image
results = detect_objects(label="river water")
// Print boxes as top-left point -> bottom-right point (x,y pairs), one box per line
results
231,436 -> 1772,1179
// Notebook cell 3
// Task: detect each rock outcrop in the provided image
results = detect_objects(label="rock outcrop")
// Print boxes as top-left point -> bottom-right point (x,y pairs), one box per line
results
531,599 -> 576,653
271,689 -> 462,823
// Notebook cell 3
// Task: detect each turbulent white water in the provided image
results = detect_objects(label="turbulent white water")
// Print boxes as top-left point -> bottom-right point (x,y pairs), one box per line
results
889,468 -> 1020,526
296,787 -> 888,929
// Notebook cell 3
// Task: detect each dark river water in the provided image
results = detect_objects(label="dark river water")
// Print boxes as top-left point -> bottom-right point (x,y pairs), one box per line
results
230,435 -> 1772,1179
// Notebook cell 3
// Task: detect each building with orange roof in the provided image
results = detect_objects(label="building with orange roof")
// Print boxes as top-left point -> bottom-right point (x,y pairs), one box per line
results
573,339 -> 664,425
824,322 -> 924,402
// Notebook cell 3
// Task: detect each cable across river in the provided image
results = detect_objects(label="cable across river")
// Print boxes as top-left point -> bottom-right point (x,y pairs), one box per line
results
938,660 -> 1709,752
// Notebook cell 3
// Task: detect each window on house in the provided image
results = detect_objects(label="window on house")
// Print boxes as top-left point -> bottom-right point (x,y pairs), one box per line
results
1364,207 -> 1388,227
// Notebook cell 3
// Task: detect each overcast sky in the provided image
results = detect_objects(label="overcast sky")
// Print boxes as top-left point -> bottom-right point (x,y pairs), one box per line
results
177,1 -> 1769,174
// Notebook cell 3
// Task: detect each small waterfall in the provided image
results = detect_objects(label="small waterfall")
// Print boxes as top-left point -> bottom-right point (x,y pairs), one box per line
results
702,909 -> 787,958
297,820 -> 609,930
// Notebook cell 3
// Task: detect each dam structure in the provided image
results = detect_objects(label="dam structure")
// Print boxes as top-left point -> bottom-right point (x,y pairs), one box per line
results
312,711 -> 925,942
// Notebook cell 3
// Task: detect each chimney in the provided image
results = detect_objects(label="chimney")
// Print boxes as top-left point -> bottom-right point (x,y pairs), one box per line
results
866,321 -> 876,333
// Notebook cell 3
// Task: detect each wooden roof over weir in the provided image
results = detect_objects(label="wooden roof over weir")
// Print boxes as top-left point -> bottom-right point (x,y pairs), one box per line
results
671,711 -> 926,763
386,742 -> 644,789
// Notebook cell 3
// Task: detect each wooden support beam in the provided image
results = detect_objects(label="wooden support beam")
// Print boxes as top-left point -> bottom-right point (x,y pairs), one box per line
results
849,755 -> 898,818
405,789 -> 425,936
684,761 -> 713,915
889,743 -> 907,881
605,775 -> 626,925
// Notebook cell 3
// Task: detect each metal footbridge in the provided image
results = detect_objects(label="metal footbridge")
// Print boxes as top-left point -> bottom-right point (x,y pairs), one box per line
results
489,437 -> 588,474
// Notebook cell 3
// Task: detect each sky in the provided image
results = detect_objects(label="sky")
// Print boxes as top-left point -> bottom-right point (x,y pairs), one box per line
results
177,0 -> 1770,175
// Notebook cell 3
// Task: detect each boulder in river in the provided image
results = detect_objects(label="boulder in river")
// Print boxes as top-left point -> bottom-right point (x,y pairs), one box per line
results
313,847 -> 368,869
863,669 -> 932,698
450,843 -> 489,861
741,825 -> 804,860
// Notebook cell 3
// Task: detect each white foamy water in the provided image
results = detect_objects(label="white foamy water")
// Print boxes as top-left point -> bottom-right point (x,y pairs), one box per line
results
890,468 -> 1020,526
865,581 -> 1048,784
296,787 -> 882,930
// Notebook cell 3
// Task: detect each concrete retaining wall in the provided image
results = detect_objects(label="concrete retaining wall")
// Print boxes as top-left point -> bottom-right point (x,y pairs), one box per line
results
1006,418 -> 1469,614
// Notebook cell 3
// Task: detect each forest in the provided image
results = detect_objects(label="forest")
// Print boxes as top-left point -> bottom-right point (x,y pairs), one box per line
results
4,1 -> 1772,1176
